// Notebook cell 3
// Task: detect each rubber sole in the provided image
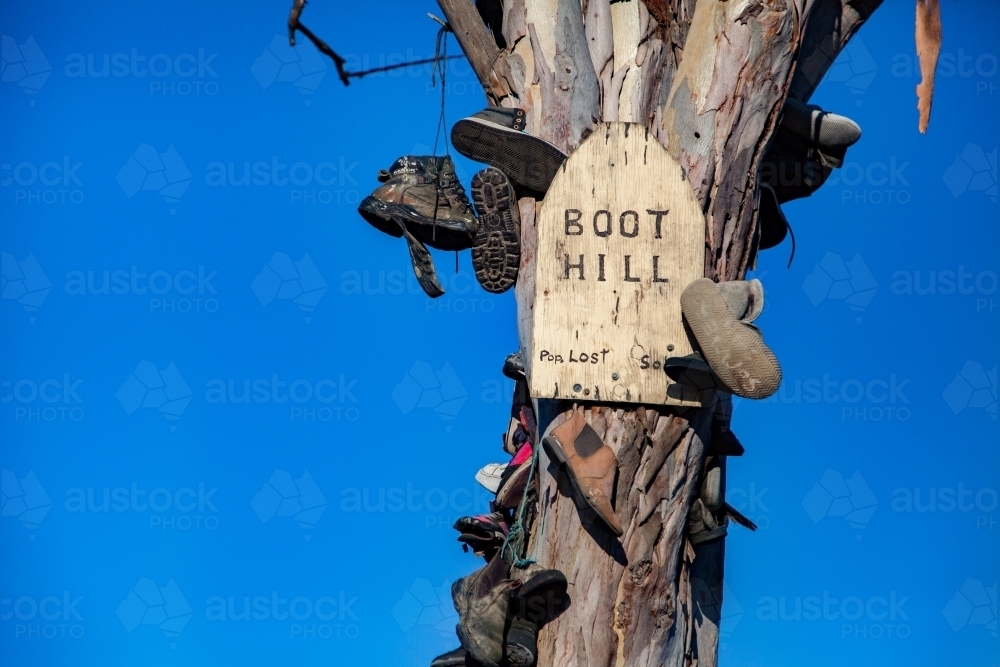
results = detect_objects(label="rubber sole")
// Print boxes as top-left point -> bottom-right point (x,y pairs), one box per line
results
456,622 -> 501,667
680,278 -> 782,399
452,118 -> 566,195
470,168 -> 520,294
357,195 -> 474,251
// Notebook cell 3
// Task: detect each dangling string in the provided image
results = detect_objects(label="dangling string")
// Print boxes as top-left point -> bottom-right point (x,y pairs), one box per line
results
427,15 -> 454,263
500,442 -> 539,568
429,17 -> 451,157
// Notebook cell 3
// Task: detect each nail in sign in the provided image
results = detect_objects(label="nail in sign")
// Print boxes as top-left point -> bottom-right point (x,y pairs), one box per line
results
526,122 -> 705,406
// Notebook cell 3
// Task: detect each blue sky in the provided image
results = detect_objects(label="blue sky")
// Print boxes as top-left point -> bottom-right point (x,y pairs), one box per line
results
0,0 -> 996,665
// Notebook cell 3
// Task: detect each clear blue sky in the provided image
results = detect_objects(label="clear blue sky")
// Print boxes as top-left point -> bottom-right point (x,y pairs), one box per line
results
0,0 -> 996,665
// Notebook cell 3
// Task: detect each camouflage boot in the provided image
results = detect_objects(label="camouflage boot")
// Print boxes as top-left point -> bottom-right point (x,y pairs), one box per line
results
358,155 -> 477,298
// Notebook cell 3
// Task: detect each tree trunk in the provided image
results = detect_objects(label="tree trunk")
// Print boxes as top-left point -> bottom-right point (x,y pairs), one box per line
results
436,0 -> 882,664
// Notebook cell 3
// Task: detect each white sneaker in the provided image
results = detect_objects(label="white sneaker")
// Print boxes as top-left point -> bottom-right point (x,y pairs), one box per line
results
475,463 -> 508,494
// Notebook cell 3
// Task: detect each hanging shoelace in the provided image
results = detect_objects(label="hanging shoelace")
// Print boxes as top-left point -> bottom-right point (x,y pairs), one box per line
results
428,16 -> 458,271
500,442 -> 539,568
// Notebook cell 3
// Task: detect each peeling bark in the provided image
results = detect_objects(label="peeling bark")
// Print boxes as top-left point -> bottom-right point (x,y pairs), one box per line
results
915,0 -> 942,133
432,0 -> 883,663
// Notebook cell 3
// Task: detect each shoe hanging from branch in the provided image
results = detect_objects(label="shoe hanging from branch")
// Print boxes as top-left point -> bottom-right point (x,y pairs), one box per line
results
286,0 -> 464,86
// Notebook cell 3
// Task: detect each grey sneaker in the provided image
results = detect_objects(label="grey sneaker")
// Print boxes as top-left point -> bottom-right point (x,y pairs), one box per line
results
781,97 -> 862,152
676,278 -> 781,399
471,167 -> 521,293
452,107 -> 567,195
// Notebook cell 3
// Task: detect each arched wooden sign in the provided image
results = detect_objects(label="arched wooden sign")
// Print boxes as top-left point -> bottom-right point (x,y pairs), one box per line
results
528,122 -> 705,407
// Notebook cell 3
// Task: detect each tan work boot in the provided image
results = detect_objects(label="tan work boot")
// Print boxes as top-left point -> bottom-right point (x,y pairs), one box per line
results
542,411 -> 623,536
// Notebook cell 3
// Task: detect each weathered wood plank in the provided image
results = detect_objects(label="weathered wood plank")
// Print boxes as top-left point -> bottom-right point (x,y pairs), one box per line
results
528,122 -> 705,407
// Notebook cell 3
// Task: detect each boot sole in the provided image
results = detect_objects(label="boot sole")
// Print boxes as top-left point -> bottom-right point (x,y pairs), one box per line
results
357,196 -> 474,251
505,643 -> 535,667
542,435 -> 623,536
452,118 -> 566,195
470,168 -> 520,294
456,622 -> 502,667
680,279 -> 782,399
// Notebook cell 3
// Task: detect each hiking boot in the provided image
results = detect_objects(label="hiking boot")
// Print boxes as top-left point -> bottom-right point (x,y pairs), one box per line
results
452,554 -> 509,628
505,617 -> 538,667
471,168 -> 521,293
358,155 -> 477,298
452,107 -> 567,195
542,412 -> 623,536
781,97 -> 862,154
476,463 -> 508,494
502,351 -> 525,381
358,155 -> 477,250
513,568 -> 568,622
431,647 -> 475,666
677,278 -> 781,399
454,560 -> 513,667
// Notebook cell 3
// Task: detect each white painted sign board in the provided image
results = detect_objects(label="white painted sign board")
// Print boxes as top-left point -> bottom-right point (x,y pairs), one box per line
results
528,122 -> 705,406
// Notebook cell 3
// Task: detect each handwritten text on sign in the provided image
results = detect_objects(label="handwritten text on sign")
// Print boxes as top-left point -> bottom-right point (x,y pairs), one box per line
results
527,123 -> 705,406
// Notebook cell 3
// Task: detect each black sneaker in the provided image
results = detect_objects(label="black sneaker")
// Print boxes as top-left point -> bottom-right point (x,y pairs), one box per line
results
471,168 -> 521,293
452,107 -> 567,195
502,352 -> 525,381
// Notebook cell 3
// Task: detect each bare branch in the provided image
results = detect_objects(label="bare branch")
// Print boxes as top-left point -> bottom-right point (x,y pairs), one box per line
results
288,0 -> 351,85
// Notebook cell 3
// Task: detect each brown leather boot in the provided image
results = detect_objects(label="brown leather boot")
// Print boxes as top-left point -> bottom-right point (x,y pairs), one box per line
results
542,411 -> 624,536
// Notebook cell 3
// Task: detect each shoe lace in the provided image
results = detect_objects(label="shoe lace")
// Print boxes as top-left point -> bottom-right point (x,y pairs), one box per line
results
500,442 -> 539,568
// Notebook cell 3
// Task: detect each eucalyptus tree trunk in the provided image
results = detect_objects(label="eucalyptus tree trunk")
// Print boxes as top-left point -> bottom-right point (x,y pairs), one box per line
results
436,0 -> 882,664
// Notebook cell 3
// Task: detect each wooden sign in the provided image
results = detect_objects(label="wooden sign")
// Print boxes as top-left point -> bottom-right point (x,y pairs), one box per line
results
528,122 -> 705,406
